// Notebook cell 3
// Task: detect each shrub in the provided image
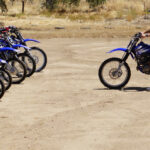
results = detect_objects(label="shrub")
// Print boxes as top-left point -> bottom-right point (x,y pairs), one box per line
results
62,0 -> 80,6
86,0 -> 106,8
43,0 -> 80,11
43,0 -> 58,11
0,0 -> 7,13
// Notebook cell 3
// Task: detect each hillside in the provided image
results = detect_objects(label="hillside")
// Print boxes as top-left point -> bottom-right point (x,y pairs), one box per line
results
1,0 -> 150,38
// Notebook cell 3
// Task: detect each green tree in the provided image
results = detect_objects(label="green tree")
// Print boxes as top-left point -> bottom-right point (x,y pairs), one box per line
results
86,0 -> 106,8
62,0 -> 80,6
43,0 -> 80,11
43,0 -> 58,11
0,0 -> 7,13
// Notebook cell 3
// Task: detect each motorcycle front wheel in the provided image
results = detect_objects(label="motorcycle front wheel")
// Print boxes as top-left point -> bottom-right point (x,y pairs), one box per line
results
98,57 -> 131,89
0,79 -> 5,99
7,58 -> 27,84
0,69 -> 12,90
18,53 -> 36,77
29,47 -> 47,72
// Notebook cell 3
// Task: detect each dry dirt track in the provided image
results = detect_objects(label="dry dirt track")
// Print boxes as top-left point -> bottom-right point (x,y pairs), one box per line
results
1,38 -> 150,150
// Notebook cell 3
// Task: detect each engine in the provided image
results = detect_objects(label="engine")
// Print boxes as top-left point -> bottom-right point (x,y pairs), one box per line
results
137,54 -> 150,74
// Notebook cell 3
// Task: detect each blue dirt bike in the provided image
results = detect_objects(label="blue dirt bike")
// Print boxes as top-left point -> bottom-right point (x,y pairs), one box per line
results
7,26 -> 47,72
0,30 -> 36,77
0,46 -> 26,84
0,58 -> 12,98
0,59 -> 12,91
99,32 -> 150,89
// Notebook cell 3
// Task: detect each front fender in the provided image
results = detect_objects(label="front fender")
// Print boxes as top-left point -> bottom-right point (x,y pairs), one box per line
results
24,39 -> 40,43
107,48 -> 128,53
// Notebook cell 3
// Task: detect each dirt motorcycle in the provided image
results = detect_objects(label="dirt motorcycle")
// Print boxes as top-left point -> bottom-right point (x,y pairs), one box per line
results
98,32 -> 150,89
0,44 -> 26,84
7,26 -> 47,72
0,30 -> 36,77
0,59 -> 12,90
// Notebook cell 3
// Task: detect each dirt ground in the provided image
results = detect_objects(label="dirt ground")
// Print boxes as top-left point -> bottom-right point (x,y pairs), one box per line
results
1,38 -> 150,150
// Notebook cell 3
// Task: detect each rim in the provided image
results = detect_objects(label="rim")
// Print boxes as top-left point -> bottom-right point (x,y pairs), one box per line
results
0,71 -> 9,89
30,49 -> 45,71
101,61 -> 128,87
20,56 -> 34,75
0,80 -> 4,98
7,60 -> 24,82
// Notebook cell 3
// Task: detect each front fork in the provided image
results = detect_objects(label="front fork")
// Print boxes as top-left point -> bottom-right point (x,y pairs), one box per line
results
122,52 -> 129,62
21,42 -> 32,56
24,48 -> 39,64
117,52 -> 129,71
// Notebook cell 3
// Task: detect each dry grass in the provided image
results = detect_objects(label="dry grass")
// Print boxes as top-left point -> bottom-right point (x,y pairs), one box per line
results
0,0 -> 150,38
103,0 -> 146,21
2,0 -> 150,22
6,0 -> 42,15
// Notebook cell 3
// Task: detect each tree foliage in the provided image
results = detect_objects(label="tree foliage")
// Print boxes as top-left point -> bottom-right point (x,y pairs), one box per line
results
43,0 -> 58,10
44,0 -> 80,11
0,0 -> 107,13
0,0 -> 7,13
86,0 -> 106,8
61,0 -> 80,6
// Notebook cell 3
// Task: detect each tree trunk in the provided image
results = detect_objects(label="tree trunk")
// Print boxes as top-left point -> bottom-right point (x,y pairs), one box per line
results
22,0 -> 25,13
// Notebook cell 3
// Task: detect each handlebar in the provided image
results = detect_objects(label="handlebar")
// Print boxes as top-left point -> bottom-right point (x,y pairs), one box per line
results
133,32 -> 142,39
127,32 -> 142,50
8,26 -> 18,33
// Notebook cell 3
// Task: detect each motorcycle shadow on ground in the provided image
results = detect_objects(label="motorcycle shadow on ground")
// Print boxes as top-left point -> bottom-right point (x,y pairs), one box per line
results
95,87 -> 150,92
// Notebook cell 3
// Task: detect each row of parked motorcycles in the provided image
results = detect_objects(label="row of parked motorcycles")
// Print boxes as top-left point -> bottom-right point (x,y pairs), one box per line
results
0,26 -> 47,99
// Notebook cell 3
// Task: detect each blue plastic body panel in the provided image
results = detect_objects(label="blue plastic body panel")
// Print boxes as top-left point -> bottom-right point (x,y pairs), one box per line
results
24,39 -> 40,43
107,48 -> 128,53
12,44 -> 30,50
0,59 -> 7,64
134,42 -> 150,55
0,47 -> 19,52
